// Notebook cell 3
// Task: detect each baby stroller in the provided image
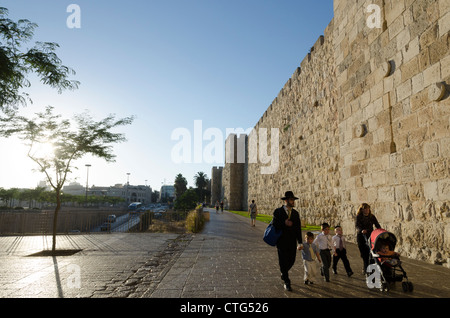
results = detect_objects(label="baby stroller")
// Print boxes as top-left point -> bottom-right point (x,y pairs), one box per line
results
365,229 -> 413,292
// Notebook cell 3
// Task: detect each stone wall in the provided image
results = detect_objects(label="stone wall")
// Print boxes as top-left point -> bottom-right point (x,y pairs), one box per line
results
214,0 -> 450,265
333,0 -> 450,264
247,21 -> 341,228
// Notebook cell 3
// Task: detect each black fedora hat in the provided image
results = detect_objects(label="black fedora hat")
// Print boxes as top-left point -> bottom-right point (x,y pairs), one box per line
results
281,191 -> 298,200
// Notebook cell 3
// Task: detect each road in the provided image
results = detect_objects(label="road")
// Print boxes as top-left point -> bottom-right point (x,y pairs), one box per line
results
92,213 -> 141,232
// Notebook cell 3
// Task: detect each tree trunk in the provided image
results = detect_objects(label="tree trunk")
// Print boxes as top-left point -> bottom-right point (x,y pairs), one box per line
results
52,189 -> 62,253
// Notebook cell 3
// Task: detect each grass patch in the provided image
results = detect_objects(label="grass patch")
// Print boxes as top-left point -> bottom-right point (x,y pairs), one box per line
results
229,210 -> 273,224
228,210 -> 322,232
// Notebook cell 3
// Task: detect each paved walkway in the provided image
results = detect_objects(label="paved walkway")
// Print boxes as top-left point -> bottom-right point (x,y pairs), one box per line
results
1,208 -> 449,300
150,209 -> 450,299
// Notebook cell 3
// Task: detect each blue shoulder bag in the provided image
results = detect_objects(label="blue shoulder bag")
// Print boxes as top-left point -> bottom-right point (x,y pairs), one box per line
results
263,221 -> 282,246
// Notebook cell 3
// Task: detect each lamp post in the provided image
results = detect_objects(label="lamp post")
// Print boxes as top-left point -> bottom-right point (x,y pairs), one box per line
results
126,172 -> 130,204
85,164 -> 91,207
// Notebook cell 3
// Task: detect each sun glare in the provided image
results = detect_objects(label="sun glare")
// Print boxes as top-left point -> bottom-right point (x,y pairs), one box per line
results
33,141 -> 55,159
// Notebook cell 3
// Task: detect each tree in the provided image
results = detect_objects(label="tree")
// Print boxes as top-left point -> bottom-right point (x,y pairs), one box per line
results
194,171 -> 209,203
174,188 -> 199,211
2,106 -> 133,252
0,187 -> 18,207
151,190 -> 160,203
38,190 -> 57,206
174,173 -> 187,198
30,186 -> 46,208
0,7 -> 79,113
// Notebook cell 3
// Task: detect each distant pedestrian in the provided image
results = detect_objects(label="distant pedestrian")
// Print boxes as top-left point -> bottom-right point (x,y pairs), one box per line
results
355,203 -> 381,273
332,225 -> 353,277
248,200 -> 257,227
272,191 -> 303,292
301,232 -> 321,285
220,201 -> 224,213
215,201 -> 220,213
314,223 -> 332,282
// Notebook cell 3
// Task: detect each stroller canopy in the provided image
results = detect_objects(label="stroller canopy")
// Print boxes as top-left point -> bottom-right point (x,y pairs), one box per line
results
370,228 -> 397,251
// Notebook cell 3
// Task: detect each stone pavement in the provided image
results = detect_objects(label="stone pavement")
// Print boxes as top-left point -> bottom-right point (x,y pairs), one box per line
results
149,209 -> 450,299
0,232 -> 186,298
1,208 -> 449,300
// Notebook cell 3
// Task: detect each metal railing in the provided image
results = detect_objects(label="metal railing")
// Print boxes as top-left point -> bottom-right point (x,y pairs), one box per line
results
0,209 -> 190,235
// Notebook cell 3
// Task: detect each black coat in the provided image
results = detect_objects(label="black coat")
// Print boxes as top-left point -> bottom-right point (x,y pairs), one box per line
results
272,206 -> 302,248
355,213 -> 381,236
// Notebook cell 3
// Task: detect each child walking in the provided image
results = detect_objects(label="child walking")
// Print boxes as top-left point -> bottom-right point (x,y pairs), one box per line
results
332,225 -> 354,277
301,232 -> 321,284
314,223 -> 332,282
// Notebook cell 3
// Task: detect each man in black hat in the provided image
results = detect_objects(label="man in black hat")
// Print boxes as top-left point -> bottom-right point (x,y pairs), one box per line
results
272,191 -> 303,291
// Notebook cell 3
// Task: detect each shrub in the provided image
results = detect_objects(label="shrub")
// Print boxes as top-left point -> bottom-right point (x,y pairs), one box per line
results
185,209 -> 205,233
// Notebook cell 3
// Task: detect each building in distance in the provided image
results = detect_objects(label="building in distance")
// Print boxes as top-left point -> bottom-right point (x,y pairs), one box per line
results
63,182 -> 152,204
160,185 -> 175,203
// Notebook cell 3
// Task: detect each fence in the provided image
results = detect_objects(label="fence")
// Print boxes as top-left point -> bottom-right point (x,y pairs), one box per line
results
0,209 -> 190,235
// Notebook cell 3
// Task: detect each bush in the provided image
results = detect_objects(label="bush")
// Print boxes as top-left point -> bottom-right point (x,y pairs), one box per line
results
185,209 -> 205,233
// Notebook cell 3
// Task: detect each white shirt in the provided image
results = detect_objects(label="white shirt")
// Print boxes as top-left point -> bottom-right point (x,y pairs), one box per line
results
332,234 -> 346,252
313,232 -> 332,250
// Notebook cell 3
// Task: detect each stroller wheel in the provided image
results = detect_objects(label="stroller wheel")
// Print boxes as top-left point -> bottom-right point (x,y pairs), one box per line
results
402,282 -> 408,292
407,281 -> 413,292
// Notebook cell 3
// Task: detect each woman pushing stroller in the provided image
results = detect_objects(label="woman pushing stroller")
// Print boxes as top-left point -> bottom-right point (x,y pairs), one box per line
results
355,203 -> 381,273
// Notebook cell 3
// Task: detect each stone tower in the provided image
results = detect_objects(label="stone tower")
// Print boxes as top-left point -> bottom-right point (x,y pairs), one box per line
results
222,134 -> 248,211
210,166 -> 223,206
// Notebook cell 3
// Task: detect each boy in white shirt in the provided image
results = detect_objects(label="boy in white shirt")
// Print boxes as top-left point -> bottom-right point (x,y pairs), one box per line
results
313,223 -> 332,282
332,225 -> 354,277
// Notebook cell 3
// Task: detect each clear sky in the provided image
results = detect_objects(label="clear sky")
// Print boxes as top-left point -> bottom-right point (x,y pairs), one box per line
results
0,0 -> 334,192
